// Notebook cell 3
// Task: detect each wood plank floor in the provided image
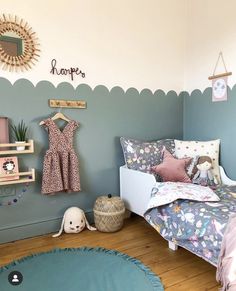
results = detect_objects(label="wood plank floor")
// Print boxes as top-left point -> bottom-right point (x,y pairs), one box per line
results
0,216 -> 220,290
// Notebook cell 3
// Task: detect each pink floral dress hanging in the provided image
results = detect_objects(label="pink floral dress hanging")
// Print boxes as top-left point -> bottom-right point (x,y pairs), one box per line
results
41,118 -> 81,194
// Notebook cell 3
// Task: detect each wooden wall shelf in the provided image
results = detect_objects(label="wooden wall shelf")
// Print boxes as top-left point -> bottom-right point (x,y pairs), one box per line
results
0,140 -> 34,155
0,168 -> 35,186
0,140 -> 35,186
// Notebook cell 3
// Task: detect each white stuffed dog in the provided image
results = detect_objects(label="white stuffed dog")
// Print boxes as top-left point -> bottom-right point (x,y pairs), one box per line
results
53,207 -> 96,237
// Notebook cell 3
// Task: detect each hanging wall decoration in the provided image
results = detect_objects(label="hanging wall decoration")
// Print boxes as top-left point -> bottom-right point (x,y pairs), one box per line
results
50,59 -> 86,81
0,14 -> 40,72
208,52 -> 232,102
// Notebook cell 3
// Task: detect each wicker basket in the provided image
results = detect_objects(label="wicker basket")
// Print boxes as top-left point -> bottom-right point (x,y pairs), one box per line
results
93,194 -> 125,232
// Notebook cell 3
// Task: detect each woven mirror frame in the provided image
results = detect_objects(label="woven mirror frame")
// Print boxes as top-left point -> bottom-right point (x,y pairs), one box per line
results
0,14 -> 40,72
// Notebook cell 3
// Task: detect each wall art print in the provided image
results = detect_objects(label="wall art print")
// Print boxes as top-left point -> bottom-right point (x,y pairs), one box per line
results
208,52 -> 232,103
212,76 -> 228,102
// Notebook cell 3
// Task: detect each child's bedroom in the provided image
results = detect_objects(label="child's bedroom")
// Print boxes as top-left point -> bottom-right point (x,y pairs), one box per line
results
0,0 -> 236,290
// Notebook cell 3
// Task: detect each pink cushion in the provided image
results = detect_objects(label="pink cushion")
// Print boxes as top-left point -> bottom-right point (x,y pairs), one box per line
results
151,149 -> 192,183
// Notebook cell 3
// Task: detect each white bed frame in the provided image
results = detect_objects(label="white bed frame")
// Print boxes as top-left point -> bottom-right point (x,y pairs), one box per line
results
120,165 -> 236,251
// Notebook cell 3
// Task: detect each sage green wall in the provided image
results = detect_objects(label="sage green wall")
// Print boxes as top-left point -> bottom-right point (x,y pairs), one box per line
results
0,78 -> 183,243
183,86 -> 236,180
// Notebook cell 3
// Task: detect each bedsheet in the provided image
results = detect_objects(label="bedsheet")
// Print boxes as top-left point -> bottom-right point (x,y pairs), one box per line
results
144,185 -> 236,266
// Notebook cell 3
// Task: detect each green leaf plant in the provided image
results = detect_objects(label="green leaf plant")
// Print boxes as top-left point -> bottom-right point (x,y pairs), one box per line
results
11,120 -> 28,142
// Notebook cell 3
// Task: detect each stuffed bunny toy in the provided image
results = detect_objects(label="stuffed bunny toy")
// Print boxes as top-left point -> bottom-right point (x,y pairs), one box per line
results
52,207 -> 96,237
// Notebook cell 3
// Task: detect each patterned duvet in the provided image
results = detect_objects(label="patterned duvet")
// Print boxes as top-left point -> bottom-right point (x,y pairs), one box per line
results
144,185 -> 236,266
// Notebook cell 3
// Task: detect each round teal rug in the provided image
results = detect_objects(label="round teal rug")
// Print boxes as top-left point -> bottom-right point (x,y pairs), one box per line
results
0,247 -> 164,291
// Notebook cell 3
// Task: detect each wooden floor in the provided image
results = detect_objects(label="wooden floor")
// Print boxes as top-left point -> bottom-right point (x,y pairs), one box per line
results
0,216 -> 219,290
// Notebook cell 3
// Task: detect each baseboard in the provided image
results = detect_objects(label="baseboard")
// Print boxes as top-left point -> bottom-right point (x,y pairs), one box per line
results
0,210 -> 94,244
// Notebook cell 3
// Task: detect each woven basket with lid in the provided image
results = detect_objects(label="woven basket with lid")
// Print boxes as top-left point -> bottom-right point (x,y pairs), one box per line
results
93,194 -> 125,232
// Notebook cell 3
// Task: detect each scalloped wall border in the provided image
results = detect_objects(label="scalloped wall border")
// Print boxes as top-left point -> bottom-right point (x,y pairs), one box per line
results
0,77 -> 182,97
181,84 -> 236,96
2,76 -> 236,96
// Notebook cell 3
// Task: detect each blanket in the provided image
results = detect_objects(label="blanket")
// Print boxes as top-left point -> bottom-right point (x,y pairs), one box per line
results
144,184 -> 236,266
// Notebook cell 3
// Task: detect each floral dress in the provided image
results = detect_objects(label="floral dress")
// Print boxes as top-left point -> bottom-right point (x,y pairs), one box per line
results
41,118 -> 81,194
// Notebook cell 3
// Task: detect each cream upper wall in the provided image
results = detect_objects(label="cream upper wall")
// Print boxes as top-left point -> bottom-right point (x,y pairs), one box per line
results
0,0 -> 186,93
184,0 -> 236,92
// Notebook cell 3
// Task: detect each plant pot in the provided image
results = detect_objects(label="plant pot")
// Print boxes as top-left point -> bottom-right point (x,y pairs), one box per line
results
15,141 -> 26,151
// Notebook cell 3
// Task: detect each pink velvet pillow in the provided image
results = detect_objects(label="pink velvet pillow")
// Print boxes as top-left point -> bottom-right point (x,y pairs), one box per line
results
151,149 -> 192,183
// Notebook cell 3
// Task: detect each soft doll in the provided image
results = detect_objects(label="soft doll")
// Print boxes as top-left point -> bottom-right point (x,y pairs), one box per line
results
52,207 -> 96,237
192,156 -> 218,187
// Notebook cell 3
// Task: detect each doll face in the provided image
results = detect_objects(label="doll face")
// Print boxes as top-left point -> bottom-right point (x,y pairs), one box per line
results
197,161 -> 211,171
64,210 -> 86,234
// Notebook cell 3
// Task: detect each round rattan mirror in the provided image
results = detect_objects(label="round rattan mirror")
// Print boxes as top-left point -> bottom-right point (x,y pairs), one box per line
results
0,14 -> 40,71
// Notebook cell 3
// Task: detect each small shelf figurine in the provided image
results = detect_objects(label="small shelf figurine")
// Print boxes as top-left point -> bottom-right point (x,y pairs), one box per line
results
52,207 -> 96,237
11,120 -> 28,151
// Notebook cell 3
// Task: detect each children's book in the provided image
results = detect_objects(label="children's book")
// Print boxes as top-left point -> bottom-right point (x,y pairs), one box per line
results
0,157 -> 19,181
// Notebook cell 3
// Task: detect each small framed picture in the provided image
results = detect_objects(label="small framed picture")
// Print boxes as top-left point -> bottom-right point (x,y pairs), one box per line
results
212,76 -> 228,102
0,157 -> 19,181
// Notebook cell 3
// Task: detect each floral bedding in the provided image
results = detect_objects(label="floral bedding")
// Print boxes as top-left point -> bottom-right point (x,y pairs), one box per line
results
144,185 -> 236,266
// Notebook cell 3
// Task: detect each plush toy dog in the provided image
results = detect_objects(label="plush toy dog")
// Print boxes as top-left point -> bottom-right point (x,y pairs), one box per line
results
52,207 -> 96,237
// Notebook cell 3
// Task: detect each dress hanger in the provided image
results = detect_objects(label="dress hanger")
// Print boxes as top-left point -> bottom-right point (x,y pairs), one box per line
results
39,108 -> 71,125
51,112 -> 70,122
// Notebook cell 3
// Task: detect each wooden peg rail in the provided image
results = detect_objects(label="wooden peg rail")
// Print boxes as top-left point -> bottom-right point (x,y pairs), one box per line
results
49,99 -> 87,109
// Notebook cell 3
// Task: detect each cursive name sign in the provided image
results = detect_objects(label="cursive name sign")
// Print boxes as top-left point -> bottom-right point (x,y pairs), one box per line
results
50,59 -> 85,81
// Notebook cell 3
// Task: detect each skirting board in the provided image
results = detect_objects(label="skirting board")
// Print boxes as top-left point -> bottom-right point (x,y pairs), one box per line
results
0,211 -> 94,244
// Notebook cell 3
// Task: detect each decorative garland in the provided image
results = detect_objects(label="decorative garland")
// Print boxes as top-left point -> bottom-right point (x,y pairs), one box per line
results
0,177 -> 31,206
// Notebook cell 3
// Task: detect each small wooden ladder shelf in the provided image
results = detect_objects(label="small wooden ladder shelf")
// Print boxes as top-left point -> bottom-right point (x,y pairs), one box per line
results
0,169 -> 35,186
0,140 -> 35,186
0,140 -> 34,155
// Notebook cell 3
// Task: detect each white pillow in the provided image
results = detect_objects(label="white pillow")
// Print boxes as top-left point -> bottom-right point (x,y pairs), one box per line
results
174,139 -> 221,183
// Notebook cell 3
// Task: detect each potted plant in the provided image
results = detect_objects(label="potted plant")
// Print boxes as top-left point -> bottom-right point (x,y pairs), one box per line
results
11,120 -> 28,151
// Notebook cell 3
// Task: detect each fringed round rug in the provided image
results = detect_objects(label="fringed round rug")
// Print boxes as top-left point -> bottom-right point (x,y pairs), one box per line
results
0,247 -> 164,291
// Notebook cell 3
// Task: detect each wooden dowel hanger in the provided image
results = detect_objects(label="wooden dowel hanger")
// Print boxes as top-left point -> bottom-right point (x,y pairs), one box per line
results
208,52 -> 232,80
208,72 -> 232,80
